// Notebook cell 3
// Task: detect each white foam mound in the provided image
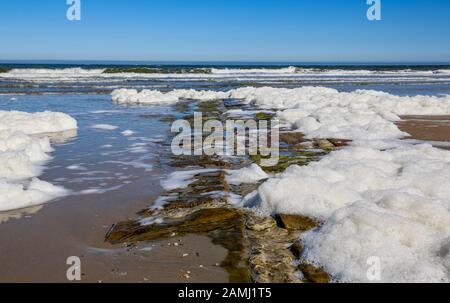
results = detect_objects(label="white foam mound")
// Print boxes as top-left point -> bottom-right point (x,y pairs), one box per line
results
0,179 -> 68,212
0,110 -> 77,212
111,87 -> 450,141
226,164 -> 269,185
258,143 -> 450,217
301,194 -> 450,282
288,144 -> 450,282
111,88 -> 230,105
0,110 -> 78,134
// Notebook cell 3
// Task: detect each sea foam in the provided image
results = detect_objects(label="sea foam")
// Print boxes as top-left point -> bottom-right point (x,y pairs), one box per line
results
0,110 -> 77,212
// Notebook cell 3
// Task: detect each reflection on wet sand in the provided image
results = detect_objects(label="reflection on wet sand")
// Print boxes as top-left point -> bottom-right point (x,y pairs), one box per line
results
0,205 -> 43,224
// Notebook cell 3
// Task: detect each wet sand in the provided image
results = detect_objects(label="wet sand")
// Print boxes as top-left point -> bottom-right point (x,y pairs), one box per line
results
398,115 -> 450,143
0,171 -> 229,283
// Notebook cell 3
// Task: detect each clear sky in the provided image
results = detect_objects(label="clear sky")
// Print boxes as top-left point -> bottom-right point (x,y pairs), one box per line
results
1,0 -> 450,63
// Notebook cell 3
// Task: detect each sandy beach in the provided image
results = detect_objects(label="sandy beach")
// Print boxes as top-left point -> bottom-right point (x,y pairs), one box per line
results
0,176 -> 229,283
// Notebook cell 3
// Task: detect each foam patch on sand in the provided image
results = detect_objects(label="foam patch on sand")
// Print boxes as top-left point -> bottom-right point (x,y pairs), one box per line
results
112,86 -> 450,282
0,110 -> 77,212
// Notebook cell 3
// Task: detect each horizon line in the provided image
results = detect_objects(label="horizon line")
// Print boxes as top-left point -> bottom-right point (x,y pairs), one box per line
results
1,59 -> 450,66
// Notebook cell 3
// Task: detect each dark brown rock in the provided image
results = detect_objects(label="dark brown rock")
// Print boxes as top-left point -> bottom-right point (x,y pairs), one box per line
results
299,263 -> 331,283
279,132 -> 306,145
328,138 -> 351,147
289,240 -> 303,258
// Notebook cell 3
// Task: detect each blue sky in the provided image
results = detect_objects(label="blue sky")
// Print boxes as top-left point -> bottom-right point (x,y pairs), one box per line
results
0,0 -> 449,63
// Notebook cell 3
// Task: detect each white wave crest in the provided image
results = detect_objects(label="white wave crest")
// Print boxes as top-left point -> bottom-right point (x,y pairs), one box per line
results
211,66 -> 298,74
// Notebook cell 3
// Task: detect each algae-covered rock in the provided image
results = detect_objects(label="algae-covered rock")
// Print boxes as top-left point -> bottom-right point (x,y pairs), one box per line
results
275,214 -> 318,231
251,153 -> 312,173
245,215 -> 277,232
106,207 -> 243,243
245,213 -> 303,283
255,112 -> 275,121
279,132 -> 306,145
171,155 -> 238,169
315,139 -> 335,151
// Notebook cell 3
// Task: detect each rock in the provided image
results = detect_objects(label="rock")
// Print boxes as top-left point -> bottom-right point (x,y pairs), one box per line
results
327,138 -> 350,148
315,139 -> 335,150
255,112 -> 275,121
275,214 -> 318,231
299,263 -> 331,283
279,132 -> 306,145
230,183 -> 261,197
245,215 -> 277,232
106,98 -> 334,284
289,240 -> 303,258
105,207 -> 244,243
171,155 -> 236,169
245,213 -> 303,283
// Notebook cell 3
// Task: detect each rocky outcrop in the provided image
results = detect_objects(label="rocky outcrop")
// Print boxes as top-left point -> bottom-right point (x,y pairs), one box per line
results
105,100 -> 340,283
